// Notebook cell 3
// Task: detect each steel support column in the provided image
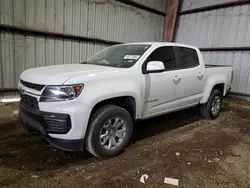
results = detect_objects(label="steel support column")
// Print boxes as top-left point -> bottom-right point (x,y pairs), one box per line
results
164,0 -> 181,42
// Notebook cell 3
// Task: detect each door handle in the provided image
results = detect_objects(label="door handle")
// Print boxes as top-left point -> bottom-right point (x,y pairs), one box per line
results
197,72 -> 204,78
173,75 -> 181,82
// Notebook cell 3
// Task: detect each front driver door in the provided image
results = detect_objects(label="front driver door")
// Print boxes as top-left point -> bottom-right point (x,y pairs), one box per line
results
142,46 -> 181,118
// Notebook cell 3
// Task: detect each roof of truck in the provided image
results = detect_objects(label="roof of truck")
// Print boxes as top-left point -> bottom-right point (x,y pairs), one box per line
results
120,42 -> 198,50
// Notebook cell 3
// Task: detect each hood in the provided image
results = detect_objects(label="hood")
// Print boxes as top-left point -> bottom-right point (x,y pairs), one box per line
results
20,64 -> 120,85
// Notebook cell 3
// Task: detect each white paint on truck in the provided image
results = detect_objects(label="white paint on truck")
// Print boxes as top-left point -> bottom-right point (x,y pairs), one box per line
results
18,42 -> 233,157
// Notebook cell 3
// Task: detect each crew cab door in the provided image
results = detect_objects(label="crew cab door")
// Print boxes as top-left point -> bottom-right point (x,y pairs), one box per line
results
174,46 -> 205,107
142,46 -> 181,118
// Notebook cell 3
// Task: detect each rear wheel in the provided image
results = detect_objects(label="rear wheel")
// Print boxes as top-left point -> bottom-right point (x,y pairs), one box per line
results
85,105 -> 133,158
200,89 -> 222,119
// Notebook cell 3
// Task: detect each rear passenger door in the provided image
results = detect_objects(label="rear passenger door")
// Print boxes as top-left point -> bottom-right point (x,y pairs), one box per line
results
174,46 -> 205,107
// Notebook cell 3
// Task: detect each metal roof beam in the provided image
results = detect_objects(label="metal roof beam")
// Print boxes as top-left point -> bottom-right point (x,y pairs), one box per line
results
180,0 -> 250,15
0,24 -> 121,45
116,0 -> 165,16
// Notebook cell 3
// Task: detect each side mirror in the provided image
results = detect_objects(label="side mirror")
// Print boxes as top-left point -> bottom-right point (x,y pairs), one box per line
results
145,61 -> 165,74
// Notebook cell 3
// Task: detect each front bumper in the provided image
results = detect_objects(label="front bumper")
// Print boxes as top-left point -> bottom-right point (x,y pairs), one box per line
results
19,105 -> 84,151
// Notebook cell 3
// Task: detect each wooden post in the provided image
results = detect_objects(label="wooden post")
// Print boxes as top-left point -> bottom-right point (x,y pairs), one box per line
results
164,0 -> 181,42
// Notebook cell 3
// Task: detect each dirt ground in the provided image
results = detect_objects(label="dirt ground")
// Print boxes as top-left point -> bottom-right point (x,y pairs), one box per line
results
0,98 -> 250,188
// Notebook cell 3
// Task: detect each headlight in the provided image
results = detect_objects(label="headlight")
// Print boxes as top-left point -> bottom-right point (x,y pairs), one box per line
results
40,84 -> 83,102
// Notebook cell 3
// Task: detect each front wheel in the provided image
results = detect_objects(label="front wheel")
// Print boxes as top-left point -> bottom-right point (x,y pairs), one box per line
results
200,89 -> 222,119
85,105 -> 133,158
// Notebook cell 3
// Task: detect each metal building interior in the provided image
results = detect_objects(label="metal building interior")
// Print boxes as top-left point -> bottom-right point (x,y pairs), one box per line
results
1,1 -> 250,187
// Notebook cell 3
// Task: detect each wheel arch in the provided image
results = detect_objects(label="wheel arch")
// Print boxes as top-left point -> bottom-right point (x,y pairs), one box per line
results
88,96 -> 137,125
200,76 -> 226,104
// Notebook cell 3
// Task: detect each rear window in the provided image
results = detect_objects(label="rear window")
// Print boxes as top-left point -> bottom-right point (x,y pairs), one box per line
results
177,47 -> 199,69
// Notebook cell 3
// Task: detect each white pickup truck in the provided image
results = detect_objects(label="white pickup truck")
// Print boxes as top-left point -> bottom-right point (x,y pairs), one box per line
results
18,42 -> 233,158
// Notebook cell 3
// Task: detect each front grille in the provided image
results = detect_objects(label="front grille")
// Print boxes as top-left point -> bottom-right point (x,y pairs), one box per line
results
20,80 -> 45,91
20,94 -> 39,109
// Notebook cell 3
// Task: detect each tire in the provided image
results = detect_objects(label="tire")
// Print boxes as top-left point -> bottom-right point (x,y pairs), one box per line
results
200,89 -> 222,119
85,105 -> 133,158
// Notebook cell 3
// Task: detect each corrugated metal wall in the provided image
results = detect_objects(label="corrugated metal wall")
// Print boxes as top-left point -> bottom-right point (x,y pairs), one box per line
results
176,5 -> 250,48
1,0 -> 165,42
132,0 -> 167,12
0,32 -> 107,88
175,1 -> 250,100
0,0 -> 166,96
181,0 -> 232,11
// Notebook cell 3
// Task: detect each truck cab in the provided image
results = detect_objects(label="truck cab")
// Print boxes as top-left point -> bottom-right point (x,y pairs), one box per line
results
141,43 -> 206,118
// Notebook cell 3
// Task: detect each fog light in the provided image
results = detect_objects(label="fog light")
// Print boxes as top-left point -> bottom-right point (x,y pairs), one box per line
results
43,114 -> 71,134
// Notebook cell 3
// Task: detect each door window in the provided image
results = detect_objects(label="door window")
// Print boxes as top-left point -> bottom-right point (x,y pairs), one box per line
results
177,47 -> 199,69
146,47 -> 176,71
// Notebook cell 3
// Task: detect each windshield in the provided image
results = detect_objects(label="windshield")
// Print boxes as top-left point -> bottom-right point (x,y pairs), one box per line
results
84,44 -> 151,68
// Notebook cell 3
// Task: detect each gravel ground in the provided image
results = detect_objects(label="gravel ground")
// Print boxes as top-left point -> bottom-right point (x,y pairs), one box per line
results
0,98 -> 250,188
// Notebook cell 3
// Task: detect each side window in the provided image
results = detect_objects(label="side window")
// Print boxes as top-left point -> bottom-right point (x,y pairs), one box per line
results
178,47 -> 199,69
147,47 -> 176,70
